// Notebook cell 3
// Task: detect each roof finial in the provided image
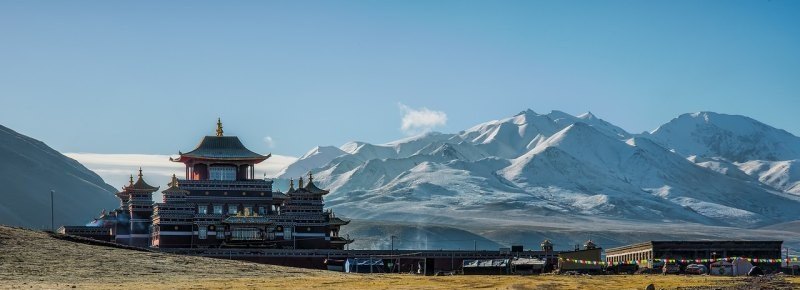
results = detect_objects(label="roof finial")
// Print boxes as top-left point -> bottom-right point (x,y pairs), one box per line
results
298,176 -> 304,189
129,174 -> 134,185
308,172 -> 313,183
216,118 -> 224,137
289,178 -> 294,190
138,167 -> 143,178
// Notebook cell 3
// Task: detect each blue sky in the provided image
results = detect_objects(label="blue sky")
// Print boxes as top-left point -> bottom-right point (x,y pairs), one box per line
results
1,1 -> 799,157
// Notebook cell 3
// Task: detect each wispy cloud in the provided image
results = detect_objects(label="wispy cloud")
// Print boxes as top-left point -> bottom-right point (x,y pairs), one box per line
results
398,103 -> 447,135
264,136 -> 276,148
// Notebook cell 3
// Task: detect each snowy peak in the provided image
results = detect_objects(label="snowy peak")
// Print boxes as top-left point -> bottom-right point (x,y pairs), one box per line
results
459,109 -> 630,159
647,111 -> 800,161
578,111 -> 596,120
301,145 -> 346,159
275,145 -> 346,179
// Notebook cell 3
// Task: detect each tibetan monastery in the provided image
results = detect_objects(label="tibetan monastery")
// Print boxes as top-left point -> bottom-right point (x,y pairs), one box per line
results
60,119 -> 353,250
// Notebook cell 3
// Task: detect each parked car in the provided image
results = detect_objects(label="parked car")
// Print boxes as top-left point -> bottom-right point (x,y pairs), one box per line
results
685,264 -> 707,275
662,263 -> 681,274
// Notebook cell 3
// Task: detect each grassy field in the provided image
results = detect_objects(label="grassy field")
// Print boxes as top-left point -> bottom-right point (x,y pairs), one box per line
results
0,225 -> 795,289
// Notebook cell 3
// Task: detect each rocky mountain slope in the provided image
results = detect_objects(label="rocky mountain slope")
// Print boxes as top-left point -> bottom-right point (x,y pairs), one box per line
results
0,125 -> 118,228
275,109 -> 800,248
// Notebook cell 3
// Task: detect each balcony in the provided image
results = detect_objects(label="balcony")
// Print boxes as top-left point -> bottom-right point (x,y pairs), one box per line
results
178,179 -> 273,191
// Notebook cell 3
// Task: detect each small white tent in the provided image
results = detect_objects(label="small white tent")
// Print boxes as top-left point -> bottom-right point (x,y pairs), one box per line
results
710,259 -> 753,276
710,261 -> 733,276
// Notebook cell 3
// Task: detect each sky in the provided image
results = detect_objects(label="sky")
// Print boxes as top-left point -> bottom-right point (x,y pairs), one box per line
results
2,0 -> 800,163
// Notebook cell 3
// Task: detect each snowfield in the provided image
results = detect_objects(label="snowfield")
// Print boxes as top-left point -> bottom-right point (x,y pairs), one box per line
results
271,109 -> 800,249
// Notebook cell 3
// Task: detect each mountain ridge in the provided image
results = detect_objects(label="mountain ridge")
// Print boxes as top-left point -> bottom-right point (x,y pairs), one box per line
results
0,124 -> 119,228
274,109 -> 800,235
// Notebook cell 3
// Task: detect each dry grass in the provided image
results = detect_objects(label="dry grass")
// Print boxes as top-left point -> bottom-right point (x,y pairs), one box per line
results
787,276 -> 800,286
0,225 -> 765,289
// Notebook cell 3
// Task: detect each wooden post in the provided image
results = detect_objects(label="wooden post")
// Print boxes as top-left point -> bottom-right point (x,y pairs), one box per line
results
50,190 -> 55,232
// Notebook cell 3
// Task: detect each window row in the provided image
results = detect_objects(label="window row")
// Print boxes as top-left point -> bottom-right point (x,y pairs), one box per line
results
196,204 -> 281,215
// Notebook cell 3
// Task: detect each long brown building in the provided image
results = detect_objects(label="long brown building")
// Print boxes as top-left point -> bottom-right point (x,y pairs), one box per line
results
605,240 -> 783,271
62,120 -> 353,250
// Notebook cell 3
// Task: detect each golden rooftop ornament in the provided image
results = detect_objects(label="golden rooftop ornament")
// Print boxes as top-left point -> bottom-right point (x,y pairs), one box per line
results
216,118 -> 224,137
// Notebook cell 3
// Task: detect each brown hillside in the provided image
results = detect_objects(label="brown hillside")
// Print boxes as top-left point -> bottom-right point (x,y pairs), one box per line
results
0,225 -> 328,289
2,225 -> 796,289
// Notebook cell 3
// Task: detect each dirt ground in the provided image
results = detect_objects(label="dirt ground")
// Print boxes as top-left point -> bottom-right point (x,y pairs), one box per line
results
1,225 -> 797,289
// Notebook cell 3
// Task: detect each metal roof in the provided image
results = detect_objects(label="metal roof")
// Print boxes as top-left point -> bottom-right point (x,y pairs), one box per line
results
123,170 -> 160,192
463,259 -> 509,268
177,136 -> 268,162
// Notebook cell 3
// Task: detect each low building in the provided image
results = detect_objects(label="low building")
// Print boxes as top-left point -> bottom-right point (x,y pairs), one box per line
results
463,259 -> 510,275
557,240 -> 603,273
57,226 -> 113,242
344,258 -> 385,273
511,257 -> 547,275
605,241 -> 783,272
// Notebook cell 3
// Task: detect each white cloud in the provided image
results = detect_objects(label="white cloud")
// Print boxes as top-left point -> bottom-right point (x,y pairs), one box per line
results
64,152 -> 298,201
398,103 -> 448,135
264,136 -> 276,148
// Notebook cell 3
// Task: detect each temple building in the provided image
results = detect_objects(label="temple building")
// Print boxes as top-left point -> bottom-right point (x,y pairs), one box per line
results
62,119 -> 352,250
59,169 -> 159,247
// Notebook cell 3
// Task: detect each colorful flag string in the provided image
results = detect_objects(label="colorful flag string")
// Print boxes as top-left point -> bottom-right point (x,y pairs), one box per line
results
557,256 -> 799,266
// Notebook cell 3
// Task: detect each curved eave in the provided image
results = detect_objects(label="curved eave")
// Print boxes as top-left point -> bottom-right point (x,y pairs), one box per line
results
172,153 -> 271,164
294,188 -> 330,195
162,187 -> 189,195
126,187 -> 160,192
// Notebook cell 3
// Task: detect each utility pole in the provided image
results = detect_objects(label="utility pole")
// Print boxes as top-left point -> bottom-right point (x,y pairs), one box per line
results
50,190 -> 55,232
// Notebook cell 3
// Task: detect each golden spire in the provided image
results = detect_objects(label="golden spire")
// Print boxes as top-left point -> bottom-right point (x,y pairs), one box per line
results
298,177 -> 304,189
289,178 -> 294,190
216,118 -> 224,137
170,174 -> 178,187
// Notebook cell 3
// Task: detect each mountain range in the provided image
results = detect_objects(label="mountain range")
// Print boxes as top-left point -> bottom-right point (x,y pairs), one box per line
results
2,109 -> 798,250
273,110 -> 800,250
0,125 -> 118,229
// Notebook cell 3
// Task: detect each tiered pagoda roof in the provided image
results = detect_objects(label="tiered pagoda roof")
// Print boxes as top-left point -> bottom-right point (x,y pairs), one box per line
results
291,173 -> 329,195
328,216 -> 350,226
122,168 -> 160,193
325,209 -> 350,226
171,118 -> 270,163
162,174 -> 189,196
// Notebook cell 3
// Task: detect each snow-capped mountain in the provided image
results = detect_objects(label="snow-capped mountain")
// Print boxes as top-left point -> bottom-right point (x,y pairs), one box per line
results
273,110 -> 800,248
276,146 -> 347,179
645,112 -> 800,162
0,124 -> 119,229
737,160 -> 800,195
458,109 -> 631,159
